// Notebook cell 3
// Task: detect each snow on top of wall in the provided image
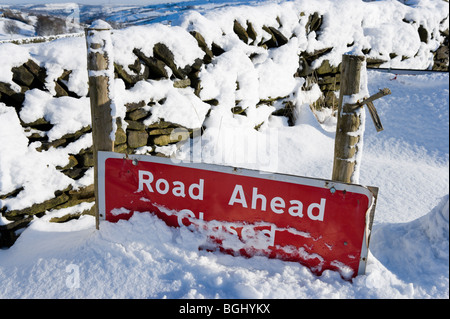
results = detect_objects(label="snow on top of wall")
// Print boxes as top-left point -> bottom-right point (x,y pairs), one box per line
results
178,0 -> 448,69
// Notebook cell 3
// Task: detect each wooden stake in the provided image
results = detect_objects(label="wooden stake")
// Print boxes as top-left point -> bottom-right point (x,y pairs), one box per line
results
85,22 -> 114,230
332,55 -> 365,184
344,88 -> 391,132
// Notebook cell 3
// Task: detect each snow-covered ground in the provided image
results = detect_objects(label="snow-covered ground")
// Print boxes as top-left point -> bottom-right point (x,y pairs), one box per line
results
0,70 -> 448,299
0,0 -> 448,300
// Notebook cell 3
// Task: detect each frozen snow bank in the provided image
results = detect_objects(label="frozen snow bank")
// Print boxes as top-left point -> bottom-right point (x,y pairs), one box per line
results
370,195 -> 449,297
361,70 -> 449,225
0,194 -> 447,299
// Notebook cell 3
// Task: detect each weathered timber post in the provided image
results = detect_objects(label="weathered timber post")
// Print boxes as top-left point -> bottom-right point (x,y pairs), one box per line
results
332,54 -> 367,184
86,20 -> 114,229
332,54 -> 391,184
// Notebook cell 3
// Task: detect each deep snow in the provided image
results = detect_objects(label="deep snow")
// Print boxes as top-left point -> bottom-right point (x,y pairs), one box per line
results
0,0 -> 448,300
0,70 -> 447,299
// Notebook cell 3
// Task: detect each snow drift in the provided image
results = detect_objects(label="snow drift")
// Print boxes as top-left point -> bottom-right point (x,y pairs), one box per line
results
0,0 -> 448,299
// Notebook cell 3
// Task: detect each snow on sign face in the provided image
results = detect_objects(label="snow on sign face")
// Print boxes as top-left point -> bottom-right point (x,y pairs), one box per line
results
98,151 -> 377,279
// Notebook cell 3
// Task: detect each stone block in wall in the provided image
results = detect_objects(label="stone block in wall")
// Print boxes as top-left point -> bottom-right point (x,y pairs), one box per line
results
61,125 -> 91,142
127,58 -> 143,75
231,106 -> 246,115
69,184 -> 94,199
246,21 -> 257,43
4,193 -> 70,219
21,116 -> 52,130
54,81 -> 69,97
433,44 -> 449,71
146,120 -> 190,146
53,197 -> 94,212
72,148 -> 93,170
173,78 -> 191,88
114,143 -> 128,153
49,208 -> 92,223
267,26 -> 288,47
115,63 -> 144,88
190,75 -> 202,97
366,57 -> 388,68
151,135 -> 172,146
211,42 -> 225,56
418,24 -> 428,43
125,119 -> 146,131
323,91 -> 338,110
319,73 -> 340,85
153,42 -> 185,79
127,130 -> 148,148
56,155 -> 78,170
0,82 -> 26,109
297,56 -> 314,77
55,70 -> 81,98
305,12 -> 323,35
271,100 -> 295,126
315,60 -> 340,75
147,120 -> 182,129
150,131 -> 189,146
23,59 -> 47,90
60,167 -> 82,180
125,100 -> 146,112
182,56 -> 203,74
36,137 -> 67,152
52,185 -> 95,211
318,73 -> 340,92
133,48 -> 169,80
126,108 -> 149,121
34,126 -> 90,152
114,127 -> 127,145
50,205 -> 95,223
203,98 -> 219,106
234,20 -> 249,43
25,130 -> 47,144
0,215 -> 33,247
298,48 -> 333,77
149,127 -> 176,136
190,31 -> 214,63
0,187 -> 24,201
80,151 -> 95,167
261,26 -> 279,48
12,65 -> 34,87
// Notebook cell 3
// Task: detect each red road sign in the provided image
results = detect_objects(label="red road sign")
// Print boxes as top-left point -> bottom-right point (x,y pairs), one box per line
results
98,151 -> 377,279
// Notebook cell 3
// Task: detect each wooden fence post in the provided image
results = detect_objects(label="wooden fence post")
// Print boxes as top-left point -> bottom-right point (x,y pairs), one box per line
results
85,21 -> 114,230
332,54 -> 366,184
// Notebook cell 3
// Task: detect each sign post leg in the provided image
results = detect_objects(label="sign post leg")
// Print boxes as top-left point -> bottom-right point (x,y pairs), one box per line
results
332,54 -> 366,184
85,21 -> 114,230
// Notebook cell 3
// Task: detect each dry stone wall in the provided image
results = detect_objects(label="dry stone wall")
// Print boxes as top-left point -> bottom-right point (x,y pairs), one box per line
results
1,9 -> 448,247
